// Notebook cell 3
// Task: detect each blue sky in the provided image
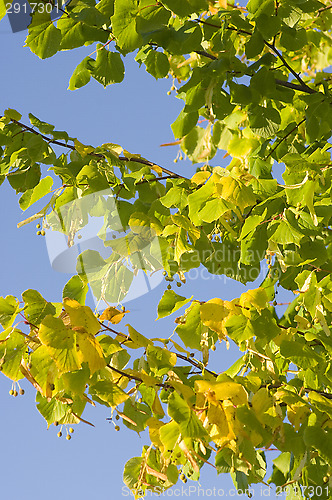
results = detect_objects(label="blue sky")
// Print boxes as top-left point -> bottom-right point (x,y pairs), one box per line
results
0,14 -> 283,499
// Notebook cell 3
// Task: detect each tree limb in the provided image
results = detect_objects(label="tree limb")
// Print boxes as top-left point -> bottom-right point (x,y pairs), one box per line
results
265,118 -> 306,159
2,117 -> 186,180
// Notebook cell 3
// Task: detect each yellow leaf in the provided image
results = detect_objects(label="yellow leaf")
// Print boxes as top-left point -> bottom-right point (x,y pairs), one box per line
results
208,403 -> 235,446
287,403 -> 310,431
239,287 -> 269,312
99,306 -> 128,324
227,137 -> 258,159
152,391 -> 165,417
74,139 -> 94,157
102,143 -> 123,155
200,298 -> 239,338
126,324 -> 153,349
38,316 -> 80,373
76,330 -> 106,373
195,380 -> 248,406
191,171 -> 210,185
128,369 -> 159,387
151,164 -> 163,176
168,379 -> 195,405
216,176 -> 256,211
63,298 -> 100,336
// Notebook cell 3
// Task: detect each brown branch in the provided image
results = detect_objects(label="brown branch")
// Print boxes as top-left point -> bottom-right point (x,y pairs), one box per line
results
100,321 -> 218,377
195,50 -> 217,60
2,117 -> 186,180
176,352 -> 217,378
317,3 -> 332,14
194,20 -> 317,95
275,79 -> 316,94
265,118 -> 306,159
107,364 -> 145,383
268,383 -> 332,400
264,42 -> 315,93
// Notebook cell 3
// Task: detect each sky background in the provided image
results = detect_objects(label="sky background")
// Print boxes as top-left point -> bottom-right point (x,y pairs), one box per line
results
0,11 -> 286,499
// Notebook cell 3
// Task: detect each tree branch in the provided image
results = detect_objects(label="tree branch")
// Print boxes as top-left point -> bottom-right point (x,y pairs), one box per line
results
194,20 -> 317,95
264,42 -> 315,93
175,352 -> 218,377
101,321 -> 218,377
265,118 -> 306,159
275,79 -> 316,94
317,3 -> 332,14
2,117 -> 186,180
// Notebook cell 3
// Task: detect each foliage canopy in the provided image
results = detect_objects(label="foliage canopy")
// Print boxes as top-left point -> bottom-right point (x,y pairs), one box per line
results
1,0 -> 332,497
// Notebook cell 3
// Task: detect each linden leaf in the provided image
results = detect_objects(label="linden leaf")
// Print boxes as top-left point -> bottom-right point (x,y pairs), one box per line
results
200,298 -> 240,338
99,306 -> 129,324
63,298 -> 101,336
38,316 -> 80,373
75,330 -> 106,373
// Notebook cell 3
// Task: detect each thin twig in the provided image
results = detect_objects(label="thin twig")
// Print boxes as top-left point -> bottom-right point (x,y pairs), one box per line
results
275,79 -> 316,94
265,118 -> 306,159
3,117 -> 186,180
317,3 -> 332,14
264,42 -> 314,93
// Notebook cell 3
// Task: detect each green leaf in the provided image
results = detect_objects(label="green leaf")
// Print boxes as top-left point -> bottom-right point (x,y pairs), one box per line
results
22,289 -> 58,326
88,47 -> 125,87
247,0 -> 275,17
171,109 -> 198,139
68,57 -> 92,90
144,50 -> 170,79
157,290 -> 192,319
38,315 -> 80,373
273,452 -> 292,476
248,105 -> 281,138
168,391 -> 207,438
57,17 -> 108,50
36,393 -> 68,426
245,30 -> 265,59
175,302 -> 203,351
4,108 -> 22,121
62,275 -> 89,305
0,296 -> 20,328
280,340 -> 322,369
89,380 -> 129,406
28,113 -> 54,134
112,0 -> 143,52
7,165 -> 41,194
123,457 -> 144,489
0,329 -> 26,381
159,420 -> 180,450
122,399 -> 151,432
304,427 -> 332,463
19,176 -> 53,211
25,13 -> 61,59
161,0 -> 208,17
